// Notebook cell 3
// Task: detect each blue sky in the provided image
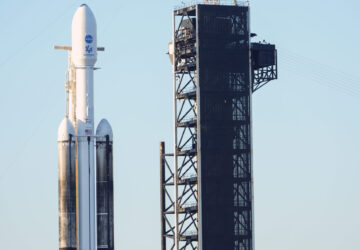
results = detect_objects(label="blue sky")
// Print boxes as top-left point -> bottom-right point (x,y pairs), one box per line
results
0,0 -> 359,249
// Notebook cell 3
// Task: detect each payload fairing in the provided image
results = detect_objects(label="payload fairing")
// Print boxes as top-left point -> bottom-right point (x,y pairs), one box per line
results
57,4 -> 114,250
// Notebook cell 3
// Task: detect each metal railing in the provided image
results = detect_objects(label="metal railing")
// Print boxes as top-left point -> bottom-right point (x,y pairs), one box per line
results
177,116 -> 197,124
174,0 -> 249,10
181,202 -> 198,208
182,230 -> 198,237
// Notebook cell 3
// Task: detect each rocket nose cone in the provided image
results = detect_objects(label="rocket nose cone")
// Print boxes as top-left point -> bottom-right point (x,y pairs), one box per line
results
76,4 -> 95,18
96,119 -> 113,141
58,118 -> 75,142
71,4 -> 97,66
72,4 -> 97,35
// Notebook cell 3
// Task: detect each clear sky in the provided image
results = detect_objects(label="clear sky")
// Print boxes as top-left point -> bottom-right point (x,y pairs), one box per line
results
0,0 -> 359,249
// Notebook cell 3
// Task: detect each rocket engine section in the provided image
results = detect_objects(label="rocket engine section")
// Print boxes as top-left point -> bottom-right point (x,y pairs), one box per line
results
96,119 -> 114,250
57,118 -> 77,250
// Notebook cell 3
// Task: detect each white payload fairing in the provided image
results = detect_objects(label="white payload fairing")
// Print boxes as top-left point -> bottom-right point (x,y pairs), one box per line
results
57,4 -> 114,250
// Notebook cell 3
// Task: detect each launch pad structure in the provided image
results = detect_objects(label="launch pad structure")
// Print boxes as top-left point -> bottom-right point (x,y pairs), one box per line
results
160,2 -> 277,250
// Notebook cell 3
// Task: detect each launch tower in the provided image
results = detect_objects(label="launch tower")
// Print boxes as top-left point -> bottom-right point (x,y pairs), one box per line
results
160,2 -> 277,250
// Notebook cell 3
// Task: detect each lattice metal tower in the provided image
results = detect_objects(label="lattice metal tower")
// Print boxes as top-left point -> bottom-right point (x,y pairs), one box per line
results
161,3 -> 277,250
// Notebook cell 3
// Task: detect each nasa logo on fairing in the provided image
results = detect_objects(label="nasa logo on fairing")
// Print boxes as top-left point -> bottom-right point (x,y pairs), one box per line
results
85,34 -> 94,54
85,34 -> 93,44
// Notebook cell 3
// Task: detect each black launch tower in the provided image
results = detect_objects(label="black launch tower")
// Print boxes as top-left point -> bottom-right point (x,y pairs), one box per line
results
160,3 -> 277,250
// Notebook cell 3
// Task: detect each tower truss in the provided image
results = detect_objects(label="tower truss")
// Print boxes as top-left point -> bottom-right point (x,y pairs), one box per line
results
161,3 -> 277,250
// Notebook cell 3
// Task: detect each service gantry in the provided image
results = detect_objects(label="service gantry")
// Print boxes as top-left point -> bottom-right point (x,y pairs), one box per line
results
160,2 -> 277,250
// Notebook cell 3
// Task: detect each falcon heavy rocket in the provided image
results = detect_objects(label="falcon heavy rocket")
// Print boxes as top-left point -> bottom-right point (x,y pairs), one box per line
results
57,4 -> 114,250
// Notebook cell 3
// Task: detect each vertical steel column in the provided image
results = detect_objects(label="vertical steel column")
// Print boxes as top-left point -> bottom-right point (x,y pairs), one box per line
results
160,142 -> 166,250
248,8 -> 254,250
172,10 -> 180,250
195,5 -> 202,250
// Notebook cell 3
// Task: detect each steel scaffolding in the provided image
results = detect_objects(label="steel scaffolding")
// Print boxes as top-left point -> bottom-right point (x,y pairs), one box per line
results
161,4 -> 277,250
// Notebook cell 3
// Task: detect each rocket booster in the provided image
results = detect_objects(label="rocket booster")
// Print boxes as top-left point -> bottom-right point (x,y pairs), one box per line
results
57,4 -> 114,250
58,119 -> 76,250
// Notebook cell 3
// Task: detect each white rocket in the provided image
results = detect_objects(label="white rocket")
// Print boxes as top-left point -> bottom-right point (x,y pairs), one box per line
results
57,4 -> 114,250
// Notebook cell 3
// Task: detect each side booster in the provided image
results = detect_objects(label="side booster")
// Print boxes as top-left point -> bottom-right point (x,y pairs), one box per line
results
96,120 -> 114,250
58,119 -> 76,250
57,4 -> 114,250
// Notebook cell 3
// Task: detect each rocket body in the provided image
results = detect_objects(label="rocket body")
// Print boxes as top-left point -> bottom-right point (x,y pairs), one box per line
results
72,5 -> 97,250
57,5 -> 114,250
